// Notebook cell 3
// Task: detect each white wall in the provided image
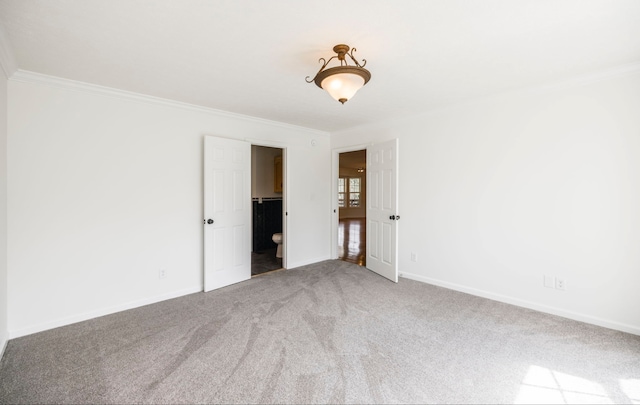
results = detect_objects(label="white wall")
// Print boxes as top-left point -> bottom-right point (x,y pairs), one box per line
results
0,57 -> 8,355
331,69 -> 640,335
7,74 -> 331,337
251,145 -> 282,199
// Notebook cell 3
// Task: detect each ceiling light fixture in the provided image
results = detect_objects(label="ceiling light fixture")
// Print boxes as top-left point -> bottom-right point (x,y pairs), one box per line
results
306,44 -> 371,104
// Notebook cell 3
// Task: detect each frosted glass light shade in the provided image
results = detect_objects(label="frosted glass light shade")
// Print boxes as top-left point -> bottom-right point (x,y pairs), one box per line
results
321,73 -> 365,104
312,64 -> 371,104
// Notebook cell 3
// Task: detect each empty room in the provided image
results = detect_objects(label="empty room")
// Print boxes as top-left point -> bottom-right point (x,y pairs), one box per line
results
0,1 -> 639,404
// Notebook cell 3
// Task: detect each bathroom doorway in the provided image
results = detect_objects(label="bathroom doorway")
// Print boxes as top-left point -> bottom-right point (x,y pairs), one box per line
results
251,145 -> 285,276
338,150 -> 366,266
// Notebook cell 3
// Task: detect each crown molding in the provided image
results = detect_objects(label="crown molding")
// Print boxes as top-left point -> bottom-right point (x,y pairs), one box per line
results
457,61 -> 640,112
0,23 -> 18,79
333,61 -> 640,136
9,70 -> 330,137
527,61 -> 640,95
430,61 -> 640,116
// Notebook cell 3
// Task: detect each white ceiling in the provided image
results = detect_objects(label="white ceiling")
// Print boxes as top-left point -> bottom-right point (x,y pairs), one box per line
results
1,0 -> 639,132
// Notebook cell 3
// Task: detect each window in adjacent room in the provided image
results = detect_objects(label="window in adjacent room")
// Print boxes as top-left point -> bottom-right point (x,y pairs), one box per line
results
348,178 -> 360,207
338,178 -> 346,208
339,177 -> 361,208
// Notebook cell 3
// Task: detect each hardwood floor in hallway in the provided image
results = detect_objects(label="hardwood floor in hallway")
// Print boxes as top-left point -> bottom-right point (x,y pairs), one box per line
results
338,217 -> 366,266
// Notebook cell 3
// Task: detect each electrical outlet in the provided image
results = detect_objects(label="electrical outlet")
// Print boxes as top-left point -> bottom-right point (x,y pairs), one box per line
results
544,275 -> 555,288
411,252 -> 418,262
555,278 -> 566,291
159,269 -> 167,279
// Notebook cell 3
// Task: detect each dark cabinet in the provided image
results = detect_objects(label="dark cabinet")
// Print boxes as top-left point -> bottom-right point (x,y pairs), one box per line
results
252,199 -> 283,252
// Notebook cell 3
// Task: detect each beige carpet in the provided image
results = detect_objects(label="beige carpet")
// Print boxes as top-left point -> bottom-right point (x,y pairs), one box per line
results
1,260 -> 639,404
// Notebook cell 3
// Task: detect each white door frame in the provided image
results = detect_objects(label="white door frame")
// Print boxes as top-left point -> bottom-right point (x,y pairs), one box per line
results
331,143 -> 370,260
248,139 -> 288,269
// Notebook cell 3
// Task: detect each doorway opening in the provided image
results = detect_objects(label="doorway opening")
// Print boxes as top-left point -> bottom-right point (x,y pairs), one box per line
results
251,145 -> 285,276
338,150 -> 366,266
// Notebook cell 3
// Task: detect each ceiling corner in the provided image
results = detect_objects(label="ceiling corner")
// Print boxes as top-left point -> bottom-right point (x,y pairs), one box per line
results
0,21 -> 18,79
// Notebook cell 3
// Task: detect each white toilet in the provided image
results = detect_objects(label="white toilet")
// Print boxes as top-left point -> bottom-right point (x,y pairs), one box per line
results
272,233 -> 283,259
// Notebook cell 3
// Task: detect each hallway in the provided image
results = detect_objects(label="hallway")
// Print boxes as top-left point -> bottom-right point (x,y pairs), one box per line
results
338,218 -> 365,266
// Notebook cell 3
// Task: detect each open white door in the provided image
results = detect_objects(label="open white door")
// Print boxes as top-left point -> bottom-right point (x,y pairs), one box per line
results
366,139 -> 399,282
203,136 -> 251,292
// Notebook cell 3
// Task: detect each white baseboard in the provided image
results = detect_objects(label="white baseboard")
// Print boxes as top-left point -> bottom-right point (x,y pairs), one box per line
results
9,286 -> 202,339
7,256 -> 330,339
0,331 -> 8,361
287,255 -> 332,270
400,271 -> 640,336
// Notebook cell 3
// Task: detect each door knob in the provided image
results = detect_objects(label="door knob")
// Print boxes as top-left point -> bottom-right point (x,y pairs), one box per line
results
389,215 -> 395,220
207,219 -> 214,224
